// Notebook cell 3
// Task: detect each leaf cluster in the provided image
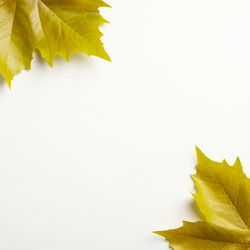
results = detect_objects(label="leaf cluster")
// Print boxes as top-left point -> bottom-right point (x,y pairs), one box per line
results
155,148 -> 250,250
0,0 -> 110,86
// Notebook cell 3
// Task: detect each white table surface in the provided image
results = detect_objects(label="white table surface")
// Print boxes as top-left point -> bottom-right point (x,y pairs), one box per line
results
0,0 -> 250,249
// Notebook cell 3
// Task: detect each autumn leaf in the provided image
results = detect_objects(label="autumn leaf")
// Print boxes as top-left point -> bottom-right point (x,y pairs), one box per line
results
0,0 -> 110,87
154,147 -> 250,250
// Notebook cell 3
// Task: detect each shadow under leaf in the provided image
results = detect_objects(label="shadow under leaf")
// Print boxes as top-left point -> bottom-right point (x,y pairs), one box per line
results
0,74 -> 6,88
187,199 -> 204,221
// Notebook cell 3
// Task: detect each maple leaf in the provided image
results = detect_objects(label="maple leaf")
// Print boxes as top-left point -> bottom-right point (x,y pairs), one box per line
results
0,0 -> 110,87
154,147 -> 250,250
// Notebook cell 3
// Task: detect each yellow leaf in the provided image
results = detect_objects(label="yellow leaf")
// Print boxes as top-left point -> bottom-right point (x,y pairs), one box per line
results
193,147 -> 250,232
155,148 -> 250,250
155,221 -> 250,250
0,0 -> 110,87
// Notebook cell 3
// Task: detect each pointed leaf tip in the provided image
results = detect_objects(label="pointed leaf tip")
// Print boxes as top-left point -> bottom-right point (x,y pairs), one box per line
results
195,146 -> 208,164
153,231 -> 162,235
234,156 -> 242,167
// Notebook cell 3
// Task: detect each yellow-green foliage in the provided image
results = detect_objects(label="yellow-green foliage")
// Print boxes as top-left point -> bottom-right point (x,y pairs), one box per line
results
0,0 -> 110,87
155,148 -> 250,249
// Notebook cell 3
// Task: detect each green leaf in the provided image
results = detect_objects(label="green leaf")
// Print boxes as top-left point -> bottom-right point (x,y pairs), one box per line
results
155,221 -> 250,250
0,0 -> 110,87
155,147 -> 250,250
193,147 -> 250,232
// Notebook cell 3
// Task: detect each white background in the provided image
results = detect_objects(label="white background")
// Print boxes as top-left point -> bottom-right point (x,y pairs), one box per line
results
0,0 -> 250,249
